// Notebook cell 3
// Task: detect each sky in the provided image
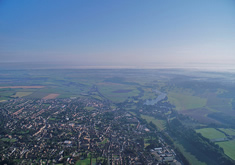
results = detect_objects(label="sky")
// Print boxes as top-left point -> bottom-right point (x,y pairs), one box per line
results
0,0 -> 235,69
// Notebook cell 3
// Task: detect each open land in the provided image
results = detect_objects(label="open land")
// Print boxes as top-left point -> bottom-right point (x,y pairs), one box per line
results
0,86 -> 44,89
195,128 -> 226,140
216,140 -> 235,160
42,93 -> 60,99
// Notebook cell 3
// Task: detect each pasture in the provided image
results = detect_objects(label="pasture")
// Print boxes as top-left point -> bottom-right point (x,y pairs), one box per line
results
195,128 -> 226,140
141,115 -> 166,131
97,82 -> 139,102
140,88 -> 157,100
218,128 -> 235,136
167,89 -> 207,111
0,86 -> 44,89
42,93 -> 60,99
12,92 -> 32,98
216,140 -> 235,160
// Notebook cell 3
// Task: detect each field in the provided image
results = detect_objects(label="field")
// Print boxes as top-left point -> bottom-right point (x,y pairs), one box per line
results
195,128 -> 226,140
167,89 -> 207,111
141,115 -> 166,131
216,140 -> 235,160
12,92 -> 33,98
140,88 -> 157,100
0,86 -> 44,89
97,82 -> 139,102
218,128 -> 235,136
42,93 -> 60,99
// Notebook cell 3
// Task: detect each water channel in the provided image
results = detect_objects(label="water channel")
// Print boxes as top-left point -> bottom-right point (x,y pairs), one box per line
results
144,89 -> 167,105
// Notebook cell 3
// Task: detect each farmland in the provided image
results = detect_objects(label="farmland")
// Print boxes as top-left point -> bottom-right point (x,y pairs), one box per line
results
195,128 -> 226,140
167,89 -> 207,111
42,93 -> 60,99
219,128 -> 235,136
12,92 -> 32,98
0,86 -> 44,89
216,140 -> 235,160
141,115 -> 166,131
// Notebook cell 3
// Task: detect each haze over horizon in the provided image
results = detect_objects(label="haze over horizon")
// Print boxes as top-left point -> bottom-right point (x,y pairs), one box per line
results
1,0 -> 235,70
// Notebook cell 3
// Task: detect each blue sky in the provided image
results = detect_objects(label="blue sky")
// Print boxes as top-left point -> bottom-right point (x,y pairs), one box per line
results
0,0 -> 235,69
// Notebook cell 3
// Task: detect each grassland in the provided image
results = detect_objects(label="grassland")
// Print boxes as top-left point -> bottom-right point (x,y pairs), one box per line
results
12,92 -> 33,98
167,89 -> 207,111
0,86 -> 44,89
216,140 -> 235,160
97,82 -> 139,102
141,115 -> 166,131
42,93 -> 60,99
195,128 -> 226,140
141,88 -> 157,100
218,128 -> 235,136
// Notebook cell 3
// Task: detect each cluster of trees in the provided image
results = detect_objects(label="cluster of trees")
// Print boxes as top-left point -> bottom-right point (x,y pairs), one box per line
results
208,113 -> 235,128
169,118 -> 234,165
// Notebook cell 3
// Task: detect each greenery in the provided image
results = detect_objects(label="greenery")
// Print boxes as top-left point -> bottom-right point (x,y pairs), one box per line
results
169,118 -> 234,165
167,90 -> 207,110
216,140 -> 235,160
196,128 -> 226,140
219,128 -> 235,136
12,92 -> 33,98
141,115 -> 166,131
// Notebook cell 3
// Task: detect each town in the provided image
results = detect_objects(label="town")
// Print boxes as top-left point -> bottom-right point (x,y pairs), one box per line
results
0,97 -> 182,165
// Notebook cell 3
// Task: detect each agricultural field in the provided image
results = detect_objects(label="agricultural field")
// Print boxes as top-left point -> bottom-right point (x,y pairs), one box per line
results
42,93 -> 60,99
97,82 -> 139,102
195,128 -> 226,140
141,115 -> 166,131
216,140 -> 235,160
167,89 -> 207,111
0,86 -> 44,89
140,88 -> 157,100
12,92 -> 33,98
219,128 -> 235,136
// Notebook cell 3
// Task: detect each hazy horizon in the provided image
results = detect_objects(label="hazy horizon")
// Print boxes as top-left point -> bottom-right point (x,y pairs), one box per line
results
1,0 -> 235,70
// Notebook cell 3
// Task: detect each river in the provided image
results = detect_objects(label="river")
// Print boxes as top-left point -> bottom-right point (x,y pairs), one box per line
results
144,89 -> 167,105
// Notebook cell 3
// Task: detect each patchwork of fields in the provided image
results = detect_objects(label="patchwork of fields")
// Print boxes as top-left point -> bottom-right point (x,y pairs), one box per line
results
196,127 -> 235,160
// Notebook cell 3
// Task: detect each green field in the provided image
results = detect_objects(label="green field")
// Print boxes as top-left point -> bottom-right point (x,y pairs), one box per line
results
219,128 -> 235,136
12,92 -> 33,98
195,128 -> 226,140
141,115 -> 166,131
0,90 -> 15,100
97,83 -> 139,102
167,90 -> 207,111
141,88 -> 157,100
216,140 -> 235,160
